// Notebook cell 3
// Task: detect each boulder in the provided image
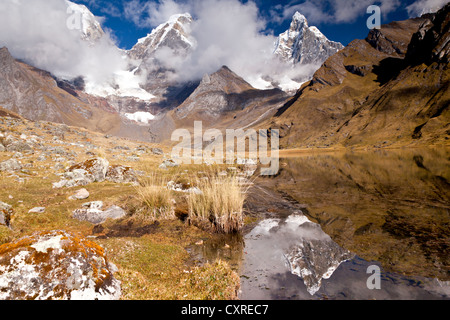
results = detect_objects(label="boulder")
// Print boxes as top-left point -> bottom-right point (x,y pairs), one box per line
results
0,202 -> 12,227
68,188 -> 90,201
6,141 -> 33,153
73,202 -> 127,225
83,201 -> 104,210
0,230 -> 121,300
167,181 -> 203,195
159,159 -> 179,169
53,158 -> 109,189
0,158 -> 22,172
68,158 -> 109,183
53,169 -> 94,189
151,148 -> 164,156
106,165 -> 138,184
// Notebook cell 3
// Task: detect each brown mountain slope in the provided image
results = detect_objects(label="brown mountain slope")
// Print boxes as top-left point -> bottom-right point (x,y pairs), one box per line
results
0,47 -> 160,142
269,5 -> 449,149
0,47 -> 122,133
150,66 -> 289,142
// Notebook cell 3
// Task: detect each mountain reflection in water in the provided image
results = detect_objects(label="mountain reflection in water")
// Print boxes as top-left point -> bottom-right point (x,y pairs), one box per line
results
239,147 -> 449,300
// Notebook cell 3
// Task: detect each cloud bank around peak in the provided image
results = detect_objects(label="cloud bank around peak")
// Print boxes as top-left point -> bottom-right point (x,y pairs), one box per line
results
125,0 -> 317,89
0,0 -> 126,85
406,0 -> 449,17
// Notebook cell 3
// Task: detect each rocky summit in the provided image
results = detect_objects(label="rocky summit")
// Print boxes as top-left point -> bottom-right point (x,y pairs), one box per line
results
274,11 -> 344,66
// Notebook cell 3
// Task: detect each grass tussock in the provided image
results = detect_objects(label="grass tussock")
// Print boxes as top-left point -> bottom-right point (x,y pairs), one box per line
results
187,174 -> 248,234
135,173 -> 175,222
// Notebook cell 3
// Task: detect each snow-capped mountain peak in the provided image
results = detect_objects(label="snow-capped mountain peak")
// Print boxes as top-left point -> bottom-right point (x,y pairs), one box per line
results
274,11 -> 344,66
291,11 -> 308,29
65,0 -> 104,42
129,13 -> 195,60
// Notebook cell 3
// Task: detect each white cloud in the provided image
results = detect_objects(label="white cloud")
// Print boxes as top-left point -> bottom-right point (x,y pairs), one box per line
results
406,0 -> 448,17
130,0 -> 318,89
0,0 -> 154,100
271,0 -> 401,25
0,0 -> 126,83
0,0 -> 329,97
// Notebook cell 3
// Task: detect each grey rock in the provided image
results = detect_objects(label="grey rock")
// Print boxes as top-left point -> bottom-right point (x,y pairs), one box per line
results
68,188 -> 90,201
0,158 -> 22,172
53,158 -> 109,188
102,205 -> 128,221
6,141 -> 33,153
151,148 -> 164,155
82,201 -> 104,210
106,165 -> 138,184
73,203 -> 126,225
52,180 -> 69,189
159,159 -> 179,169
53,163 -> 65,171
28,207 -> 46,214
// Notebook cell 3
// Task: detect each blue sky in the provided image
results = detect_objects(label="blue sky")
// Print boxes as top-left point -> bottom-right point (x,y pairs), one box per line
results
72,0 -> 444,49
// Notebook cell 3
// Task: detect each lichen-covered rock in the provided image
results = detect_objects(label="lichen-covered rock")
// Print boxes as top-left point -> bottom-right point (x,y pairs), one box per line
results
0,202 -> 13,227
0,230 -> 121,300
68,158 -> 109,183
53,158 -> 109,189
106,165 -> 138,184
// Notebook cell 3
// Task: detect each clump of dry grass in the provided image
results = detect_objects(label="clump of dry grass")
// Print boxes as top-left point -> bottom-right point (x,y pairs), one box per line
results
135,173 -> 175,221
187,173 -> 248,234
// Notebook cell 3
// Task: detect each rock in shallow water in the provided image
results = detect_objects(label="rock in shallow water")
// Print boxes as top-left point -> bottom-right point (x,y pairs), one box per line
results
0,230 -> 121,300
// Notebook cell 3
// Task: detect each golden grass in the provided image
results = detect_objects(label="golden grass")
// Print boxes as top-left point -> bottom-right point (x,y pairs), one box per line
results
0,117 -> 244,300
135,173 -> 175,222
187,173 -> 248,234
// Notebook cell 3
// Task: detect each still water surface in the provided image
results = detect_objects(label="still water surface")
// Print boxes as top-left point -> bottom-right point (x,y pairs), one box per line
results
197,148 -> 450,299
